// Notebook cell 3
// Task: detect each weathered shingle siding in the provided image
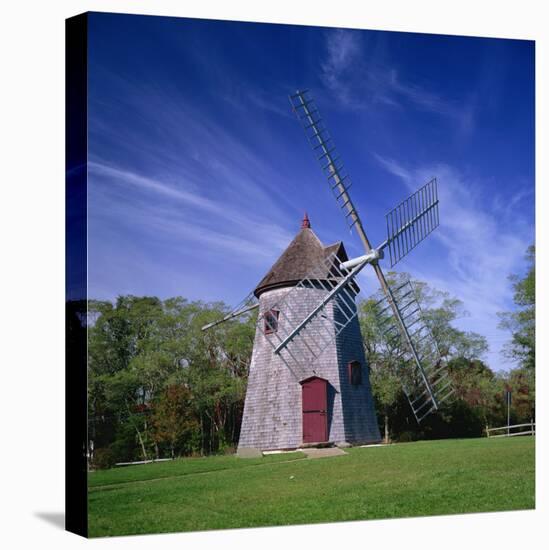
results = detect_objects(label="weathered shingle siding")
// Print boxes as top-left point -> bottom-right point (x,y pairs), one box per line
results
238,287 -> 303,450
238,286 -> 381,450
335,295 -> 381,443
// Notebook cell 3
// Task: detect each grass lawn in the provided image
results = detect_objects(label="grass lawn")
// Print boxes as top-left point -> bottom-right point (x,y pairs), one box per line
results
88,437 -> 535,537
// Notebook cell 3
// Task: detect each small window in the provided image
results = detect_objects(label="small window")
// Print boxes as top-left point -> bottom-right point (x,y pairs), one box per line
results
348,360 -> 362,385
264,309 -> 279,334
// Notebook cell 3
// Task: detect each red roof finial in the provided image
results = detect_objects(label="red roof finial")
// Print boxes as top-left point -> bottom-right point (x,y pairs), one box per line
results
301,212 -> 311,229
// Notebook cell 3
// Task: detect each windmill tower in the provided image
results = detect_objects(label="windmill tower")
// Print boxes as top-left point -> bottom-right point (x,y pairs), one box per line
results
237,213 -> 380,451
202,90 -> 455,452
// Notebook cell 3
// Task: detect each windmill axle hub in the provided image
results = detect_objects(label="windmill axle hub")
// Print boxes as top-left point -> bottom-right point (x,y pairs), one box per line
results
340,248 -> 383,271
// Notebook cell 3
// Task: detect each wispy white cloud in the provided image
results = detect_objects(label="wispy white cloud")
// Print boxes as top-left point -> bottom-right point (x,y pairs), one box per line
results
321,30 -> 475,136
321,29 -> 363,107
373,154 -> 533,371
87,64 -> 309,277
491,184 -> 535,222
89,161 -> 294,267
89,161 -> 223,213
87,70 -> 308,305
220,87 -> 293,119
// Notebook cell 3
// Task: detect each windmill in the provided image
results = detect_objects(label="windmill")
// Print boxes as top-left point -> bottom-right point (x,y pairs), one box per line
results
202,90 -> 454,451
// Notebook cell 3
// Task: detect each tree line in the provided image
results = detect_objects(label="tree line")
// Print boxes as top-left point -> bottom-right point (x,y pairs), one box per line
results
86,247 -> 534,468
361,263 -> 534,443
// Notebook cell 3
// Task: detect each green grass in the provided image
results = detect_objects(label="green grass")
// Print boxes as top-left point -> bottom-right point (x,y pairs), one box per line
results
88,437 -> 535,537
88,451 -> 305,488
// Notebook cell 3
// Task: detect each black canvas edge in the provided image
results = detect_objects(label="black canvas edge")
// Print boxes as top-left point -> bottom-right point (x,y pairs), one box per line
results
65,12 -> 89,538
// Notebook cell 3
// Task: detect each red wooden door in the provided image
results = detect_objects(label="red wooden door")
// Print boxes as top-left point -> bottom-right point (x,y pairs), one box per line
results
301,377 -> 328,443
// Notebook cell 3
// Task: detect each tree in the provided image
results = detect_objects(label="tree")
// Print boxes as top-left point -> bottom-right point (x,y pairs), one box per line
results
499,245 -> 535,370
369,366 -> 402,443
88,296 -> 174,461
88,296 -> 256,463
152,385 -> 199,457
447,357 -> 502,433
358,299 -> 401,442
359,272 -> 489,441
506,367 -> 535,423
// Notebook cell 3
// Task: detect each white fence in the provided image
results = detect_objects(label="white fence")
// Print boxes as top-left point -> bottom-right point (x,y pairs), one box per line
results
486,421 -> 535,438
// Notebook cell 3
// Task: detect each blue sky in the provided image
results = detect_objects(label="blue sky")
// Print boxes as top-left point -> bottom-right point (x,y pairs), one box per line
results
87,13 -> 534,372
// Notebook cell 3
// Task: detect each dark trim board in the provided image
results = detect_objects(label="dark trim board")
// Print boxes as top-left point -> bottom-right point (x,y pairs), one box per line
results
65,12 -> 89,538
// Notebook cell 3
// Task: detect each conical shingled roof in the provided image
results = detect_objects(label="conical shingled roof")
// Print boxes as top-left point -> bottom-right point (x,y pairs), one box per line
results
254,215 -> 350,298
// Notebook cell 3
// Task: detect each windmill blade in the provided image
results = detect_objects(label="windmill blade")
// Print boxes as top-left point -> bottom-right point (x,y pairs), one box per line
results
201,292 -> 259,331
384,178 -> 440,267
289,90 -> 375,254
289,91 -> 394,317
289,89 -> 450,423
374,275 -> 455,422
255,251 -> 367,381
